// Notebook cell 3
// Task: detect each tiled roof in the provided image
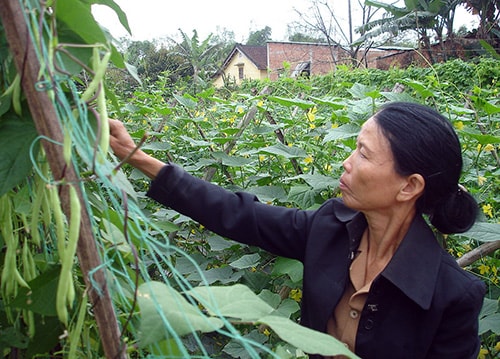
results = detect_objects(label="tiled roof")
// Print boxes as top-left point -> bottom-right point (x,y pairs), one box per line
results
235,44 -> 267,69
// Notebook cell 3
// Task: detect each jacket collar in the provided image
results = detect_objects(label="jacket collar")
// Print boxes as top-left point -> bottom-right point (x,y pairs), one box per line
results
335,199 -> 442,310
381,215 -> 441,309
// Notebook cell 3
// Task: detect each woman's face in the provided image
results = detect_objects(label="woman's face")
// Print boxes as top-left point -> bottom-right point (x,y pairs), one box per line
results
339,117 -> 409,213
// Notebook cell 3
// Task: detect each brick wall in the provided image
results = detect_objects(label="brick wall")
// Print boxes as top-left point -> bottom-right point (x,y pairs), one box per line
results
267,42 -> 337,80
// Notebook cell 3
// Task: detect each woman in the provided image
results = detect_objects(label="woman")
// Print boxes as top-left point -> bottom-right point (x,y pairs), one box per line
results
109,102 -> 485,358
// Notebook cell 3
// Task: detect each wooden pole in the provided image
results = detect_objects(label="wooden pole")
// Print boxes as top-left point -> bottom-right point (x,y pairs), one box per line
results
0,1 -> 126,358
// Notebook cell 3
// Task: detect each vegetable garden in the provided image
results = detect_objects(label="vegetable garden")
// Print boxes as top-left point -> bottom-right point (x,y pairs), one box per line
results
1,0 -> 499,358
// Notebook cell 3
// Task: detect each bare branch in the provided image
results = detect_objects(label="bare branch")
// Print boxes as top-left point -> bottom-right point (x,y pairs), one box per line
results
457,240 -> 500,267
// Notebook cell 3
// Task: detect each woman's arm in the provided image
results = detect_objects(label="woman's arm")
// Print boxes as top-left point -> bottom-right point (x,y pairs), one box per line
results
108,119 -> 312,259
109,119 -> 165,179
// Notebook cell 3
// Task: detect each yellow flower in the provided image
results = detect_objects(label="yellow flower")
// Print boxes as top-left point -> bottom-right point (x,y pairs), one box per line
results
309,123 -> 316,130
478,176 -> 487,186
209,106 -> 217,112
478,348 -> 489,359
478,264 -> 490,275
484,143 -> 495,152
259,155 -> 266,162
304,156 -> 314,165
257,100 -> 264,107
495,341 -> 500,352
331,123 -> 339,129
237,107 -> 244,114
307,106 -> 317,122
163,125 -> 169,132
263,328 -> 271,336
290,288 -> 302,302
454,121 -> 464,130
482,203 -> 493,218
477,144 -> 482,153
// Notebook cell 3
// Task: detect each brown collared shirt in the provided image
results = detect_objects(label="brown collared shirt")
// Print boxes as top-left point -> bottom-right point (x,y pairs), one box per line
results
327,232 -> 371,355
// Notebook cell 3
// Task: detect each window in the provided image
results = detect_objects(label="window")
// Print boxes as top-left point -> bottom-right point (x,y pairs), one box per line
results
292,62 -> 311,78
238,65 -> 244,79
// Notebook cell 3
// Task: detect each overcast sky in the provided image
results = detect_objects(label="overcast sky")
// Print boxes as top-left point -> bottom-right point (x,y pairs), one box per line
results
92,0 -> 476,43
92,0 -> 311,42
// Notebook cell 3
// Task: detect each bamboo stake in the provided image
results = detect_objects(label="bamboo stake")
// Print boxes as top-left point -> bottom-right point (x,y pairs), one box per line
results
0,1 -> 126,358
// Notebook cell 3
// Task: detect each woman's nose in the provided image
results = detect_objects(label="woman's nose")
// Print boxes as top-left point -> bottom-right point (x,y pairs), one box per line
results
343,152 -> 353,172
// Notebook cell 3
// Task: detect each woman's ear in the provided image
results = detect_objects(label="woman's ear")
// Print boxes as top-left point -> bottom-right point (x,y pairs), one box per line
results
397,174 -> 425,202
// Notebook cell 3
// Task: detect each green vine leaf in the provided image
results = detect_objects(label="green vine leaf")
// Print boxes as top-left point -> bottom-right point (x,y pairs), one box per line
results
258,315 -> 360,358
137,282 -> 224,347
0,113 -> 39,196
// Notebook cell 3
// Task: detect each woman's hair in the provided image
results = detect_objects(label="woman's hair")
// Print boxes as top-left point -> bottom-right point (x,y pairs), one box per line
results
374,102 -> 478,234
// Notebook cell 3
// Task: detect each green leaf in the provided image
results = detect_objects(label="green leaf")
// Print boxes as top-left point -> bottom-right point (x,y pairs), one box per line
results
187,284 -> 274,321
25,316 -> 62,358
461,131 -> 500,145
479,313 -> 500,335
322,124 -> 359,144
287,185 -> 318,209
480,298 -> 499,318
137,282 -> 223,347
0,327 -> 29,350
92,0 -> 132,35
148,338 -> 183,357
173,93 -> 198,109
258,290 -> 282,309
56,0 -> 107,49
309,96 -> 346,109
470,97 -> 500,115
9,265 -> 60,316
258,143 -> 307,159
212,152 -> 253,167
462,222 -> 500,242
275,298 -> 300,318
404,80 -> 436,98
479,40 -> 500,59
0,113 -> 39,196
267,96 -> 315,110
288,173 -> 339,191
247,185 -> 287,203
229,254 -> 261,269
179,135 -> 211,147
348,83 -> 378,99
222,330 -> 268,358
272,257 -> 304,283
259,315 -> 359,358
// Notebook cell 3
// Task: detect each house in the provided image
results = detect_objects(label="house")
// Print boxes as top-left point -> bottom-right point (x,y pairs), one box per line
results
213,41 -> 342,87
212,44 -> 268,87
212,41 -> 419,87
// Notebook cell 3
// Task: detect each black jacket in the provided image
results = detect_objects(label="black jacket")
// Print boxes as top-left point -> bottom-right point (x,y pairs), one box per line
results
147,164 -> 486,359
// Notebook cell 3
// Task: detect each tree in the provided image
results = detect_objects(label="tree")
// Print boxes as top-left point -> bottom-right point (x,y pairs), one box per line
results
168,29 -> 225,93
288,32 -> 324,43
358,0 -> 445,63
246,26 -> 273,46
293,0 -> 379,67
464,0 -> 500,42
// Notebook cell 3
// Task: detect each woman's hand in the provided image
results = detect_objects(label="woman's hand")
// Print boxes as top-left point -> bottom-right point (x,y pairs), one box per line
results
109,119 -> 139,161
109,119 -> 165,179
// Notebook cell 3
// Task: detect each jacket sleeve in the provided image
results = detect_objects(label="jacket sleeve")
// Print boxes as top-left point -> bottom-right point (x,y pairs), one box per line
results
426,277 -> 486,359
146,163 -> 314,260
